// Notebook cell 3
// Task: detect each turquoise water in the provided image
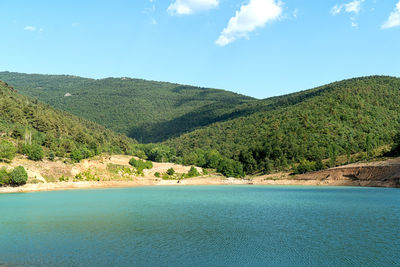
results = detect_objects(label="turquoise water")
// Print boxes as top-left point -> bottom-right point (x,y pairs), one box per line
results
0,186 -> 399,266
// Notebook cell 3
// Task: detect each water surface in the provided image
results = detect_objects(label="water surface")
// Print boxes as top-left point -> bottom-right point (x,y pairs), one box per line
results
0,186 -> 399,266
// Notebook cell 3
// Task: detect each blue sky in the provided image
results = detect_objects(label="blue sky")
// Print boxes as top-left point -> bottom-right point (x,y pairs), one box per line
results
0,0 -> 399,99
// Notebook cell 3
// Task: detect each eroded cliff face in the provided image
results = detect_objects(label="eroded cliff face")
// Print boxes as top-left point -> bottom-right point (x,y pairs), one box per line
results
296,159 -> 400,188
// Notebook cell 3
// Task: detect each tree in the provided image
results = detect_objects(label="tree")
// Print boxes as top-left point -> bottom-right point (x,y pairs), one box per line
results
239,151 -> 257,174
328,144 -> 338,168
366,135 -> 373,159
9,166 -> 28,186
167,168 -> 175,176
315,158 -> 324,171
217,158 -> 244,178
294,160 -> 316,174
205,150 -> 222,169
183,152 -> 199,166
0,140 -> 16,162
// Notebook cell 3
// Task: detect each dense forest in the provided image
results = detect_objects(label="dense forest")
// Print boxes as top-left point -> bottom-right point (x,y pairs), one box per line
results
0,80 -> 135,163
0,72 -> 254,142
165,76 -> 400,174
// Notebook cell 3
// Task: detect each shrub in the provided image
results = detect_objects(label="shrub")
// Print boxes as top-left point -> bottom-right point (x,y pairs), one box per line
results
154,172 -> 160,178
23,144 -> 44,161
30,178 -> 43,184
0,167 -> 10,185
166,167 -> 175,176
47,151 -> 55,161
70,149 -> 83,163
129,158 -> 137,167
74,170 -> 99,181
59,175 -> 68,182
0,140 -> 16,162
9,166 -> 28,186
187,166 -> 200,178
70,147 -> 96,163
129,158 -> 153,170
144,160 -> 153,169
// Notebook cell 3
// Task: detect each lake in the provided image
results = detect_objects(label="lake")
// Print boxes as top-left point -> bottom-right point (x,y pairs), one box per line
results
0,186 -> 399,266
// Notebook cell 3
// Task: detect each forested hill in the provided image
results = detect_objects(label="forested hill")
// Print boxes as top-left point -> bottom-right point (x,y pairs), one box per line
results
3,71 -> 400,176
0,72 -> 254,142
165,76 -> 400,174
0,80 -> 134,161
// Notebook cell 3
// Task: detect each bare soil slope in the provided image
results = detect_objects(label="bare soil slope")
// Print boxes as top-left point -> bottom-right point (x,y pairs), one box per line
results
255,158 -> 400,188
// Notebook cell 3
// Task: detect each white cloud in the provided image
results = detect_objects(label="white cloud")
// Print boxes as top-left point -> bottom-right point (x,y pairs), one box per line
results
344,0 -> 363,13
24,26 -> 36,31
216,0 -> 282,46
167,0 -> 218,15
331,5 -> 342,15
331,0 -> 364,15
382,1 -> 400,29
292,8 -> 298,19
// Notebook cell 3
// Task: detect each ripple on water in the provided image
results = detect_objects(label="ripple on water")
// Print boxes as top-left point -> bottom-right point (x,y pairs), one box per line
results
0,186 -> 399,266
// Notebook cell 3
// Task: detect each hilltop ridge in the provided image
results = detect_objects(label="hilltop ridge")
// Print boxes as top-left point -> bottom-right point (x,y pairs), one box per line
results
0,71 -> 254,142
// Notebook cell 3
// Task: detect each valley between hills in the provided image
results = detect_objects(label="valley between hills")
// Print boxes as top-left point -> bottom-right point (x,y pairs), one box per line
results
1,72 -> 400,191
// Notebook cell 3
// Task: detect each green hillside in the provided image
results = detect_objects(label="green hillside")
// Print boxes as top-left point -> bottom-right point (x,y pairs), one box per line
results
0,80 -> 134,162
3,71 -> 400,177
165,76 -> 400,174
0,72 -> 254,143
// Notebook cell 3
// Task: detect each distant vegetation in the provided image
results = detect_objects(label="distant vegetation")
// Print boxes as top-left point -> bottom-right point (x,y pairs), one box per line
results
2,72 -> 400,178
0,80 -> 135,163
129,144 -> 245,177
0,72 -> 253,143
159,166 -> 202,180
165,76 -> 400,174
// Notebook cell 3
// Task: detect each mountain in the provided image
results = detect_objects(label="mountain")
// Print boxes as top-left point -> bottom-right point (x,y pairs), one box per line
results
164,76 -> 400,174
0,72 -> 254,143
0,80 -> 134,161
3,71 -> 400,177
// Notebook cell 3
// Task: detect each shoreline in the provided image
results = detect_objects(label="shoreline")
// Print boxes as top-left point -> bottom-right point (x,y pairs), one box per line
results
1,154 -> 399,194
1,175 -> 398,194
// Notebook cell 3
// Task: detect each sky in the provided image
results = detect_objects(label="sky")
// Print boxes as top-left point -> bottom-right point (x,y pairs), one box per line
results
0,0 -> 399,99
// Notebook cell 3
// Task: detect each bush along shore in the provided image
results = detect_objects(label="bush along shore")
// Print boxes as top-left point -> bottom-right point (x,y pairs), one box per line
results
0,166 -> 28,187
